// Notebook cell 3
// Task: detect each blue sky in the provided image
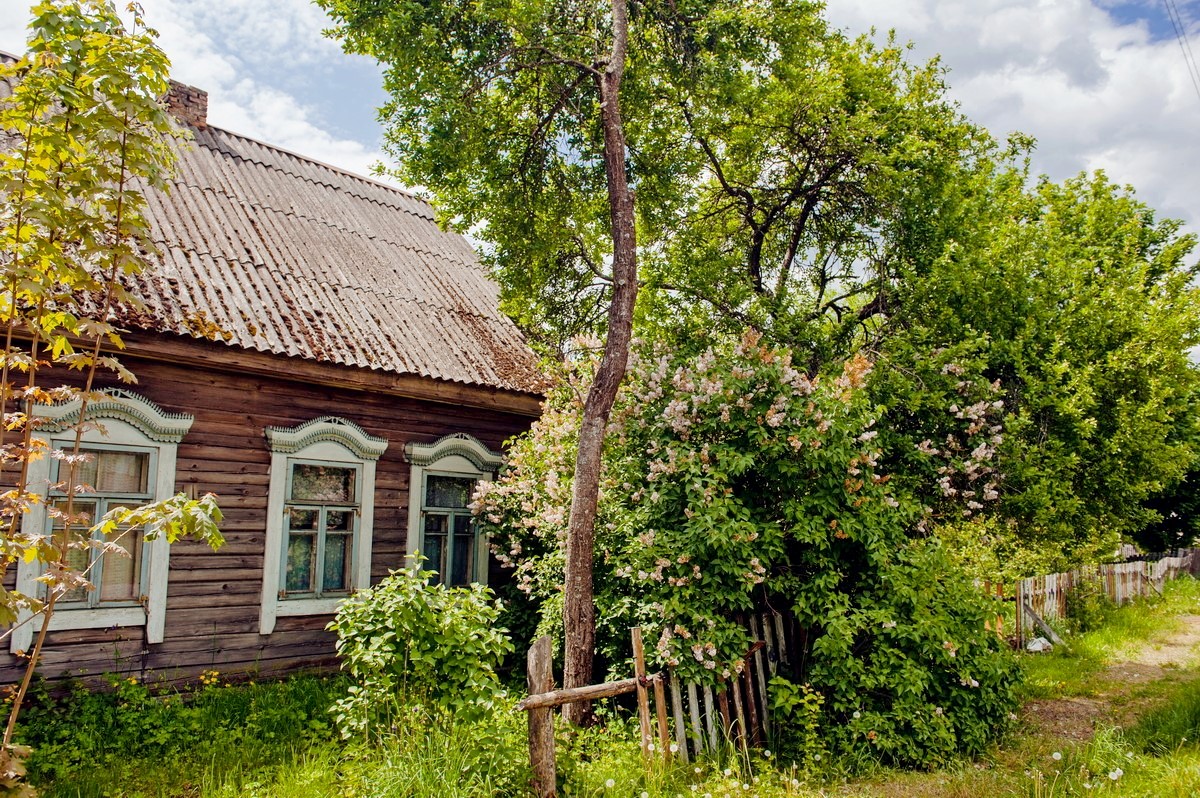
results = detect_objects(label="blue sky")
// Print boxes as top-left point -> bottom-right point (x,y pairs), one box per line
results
2,0 -> 1198,237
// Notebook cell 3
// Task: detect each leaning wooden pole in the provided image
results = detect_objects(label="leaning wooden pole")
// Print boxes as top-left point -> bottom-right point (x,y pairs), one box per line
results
527,636 -> 556,798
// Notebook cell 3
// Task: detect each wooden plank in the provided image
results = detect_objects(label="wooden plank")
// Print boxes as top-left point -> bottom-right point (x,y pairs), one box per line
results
741,659 -> 762,747
518,676 -> 644,710
703,684 -> 717,752
120,332 -> 544,416
760,614 -> 778,677
526,636 -> 556,798
730,670 -> 746,750
717,684 -> 732,744
632,627 -> 653,759
1021,602 -> 1065,647
749,617 -> 770,737
773,612 -> 788,667
669,675 -> 689,763
687,681 -> 704,757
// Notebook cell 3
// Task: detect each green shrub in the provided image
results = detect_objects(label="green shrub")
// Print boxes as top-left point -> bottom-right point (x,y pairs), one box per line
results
477,335 -> 1022,769
16,674 -> 339,794
328,567 -> 513,740
1065,575 -> 1116,635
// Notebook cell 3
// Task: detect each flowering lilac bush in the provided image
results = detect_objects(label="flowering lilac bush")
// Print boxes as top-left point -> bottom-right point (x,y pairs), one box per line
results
474,331 -> 1019,767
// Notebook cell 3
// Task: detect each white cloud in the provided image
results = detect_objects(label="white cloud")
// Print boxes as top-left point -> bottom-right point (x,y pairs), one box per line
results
825,0 -> 1200,235
2,0 -> 1198,233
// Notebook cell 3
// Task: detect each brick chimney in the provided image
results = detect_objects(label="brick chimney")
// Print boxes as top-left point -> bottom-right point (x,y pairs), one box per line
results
165,80 -> 208,130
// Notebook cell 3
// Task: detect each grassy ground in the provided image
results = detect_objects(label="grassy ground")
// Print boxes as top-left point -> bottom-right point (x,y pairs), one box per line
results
14,578 -> 1200,797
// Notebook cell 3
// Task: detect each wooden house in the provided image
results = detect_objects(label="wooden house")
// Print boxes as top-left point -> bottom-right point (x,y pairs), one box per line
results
0,75 -> 544,684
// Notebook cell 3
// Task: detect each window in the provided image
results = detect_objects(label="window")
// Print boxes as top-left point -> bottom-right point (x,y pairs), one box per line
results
259,417 -> 388,635
10,391 -> 194,654
51,447 -> 154,607
282,462 -> 359,597
404,434 -> 504,587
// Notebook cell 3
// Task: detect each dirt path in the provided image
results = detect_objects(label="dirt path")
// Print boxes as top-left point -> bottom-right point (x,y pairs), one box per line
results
1022,613 -> 1200,742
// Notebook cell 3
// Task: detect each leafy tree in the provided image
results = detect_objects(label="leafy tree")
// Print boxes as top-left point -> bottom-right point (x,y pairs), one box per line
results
0,0 -> 224,784
315,0 -> 991,716
637,28 -> 986,366
876,160 -> 1200,564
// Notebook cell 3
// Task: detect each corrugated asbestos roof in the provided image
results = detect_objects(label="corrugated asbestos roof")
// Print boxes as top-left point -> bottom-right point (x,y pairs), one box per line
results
1,56 -> 545,396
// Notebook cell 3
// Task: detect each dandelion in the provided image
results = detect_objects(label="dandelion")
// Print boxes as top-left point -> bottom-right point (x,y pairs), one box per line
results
764,749 -> 772,758
853,710 -> 862,719
1108,768 -> 1123,780
723,768 -> 732,777
670,743 -> 679,753
1051,752 -> 1062,761
642,792 -> 650,798
605,779 -> 615,789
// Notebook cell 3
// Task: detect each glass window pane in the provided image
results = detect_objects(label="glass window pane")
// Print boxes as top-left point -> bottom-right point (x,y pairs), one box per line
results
326,510 -> 353,532
61,544 -> 90,604
290,464 -> 356,503
424,513 -> 448,535
50,499 -> 96,531
288,508 -> 319,531
98,532 -> 140,603
94,452 -> 149,493
453,515 -> 472,535
425,532 -> 446,586
451,530 -> 474,587
285,534 -> 316,592
425,476 -> 474,509
322,534 -> 351,593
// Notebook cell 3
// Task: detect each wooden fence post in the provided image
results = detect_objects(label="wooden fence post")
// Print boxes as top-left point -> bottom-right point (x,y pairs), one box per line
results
527,635 -> 556,798
632,627 -> 653,758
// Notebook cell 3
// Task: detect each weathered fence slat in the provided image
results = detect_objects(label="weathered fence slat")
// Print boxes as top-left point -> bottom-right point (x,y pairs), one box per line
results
669,675 -> 689,763
703,685 -> 717,752
688,681 -> 704,755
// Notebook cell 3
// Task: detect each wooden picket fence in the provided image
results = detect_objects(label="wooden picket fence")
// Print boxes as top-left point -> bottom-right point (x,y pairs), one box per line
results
518,613 -> 786,797
1009,548 -> 1199,647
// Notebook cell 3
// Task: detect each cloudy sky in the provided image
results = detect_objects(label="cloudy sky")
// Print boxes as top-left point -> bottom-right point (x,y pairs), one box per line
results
2,0 -> 1198,236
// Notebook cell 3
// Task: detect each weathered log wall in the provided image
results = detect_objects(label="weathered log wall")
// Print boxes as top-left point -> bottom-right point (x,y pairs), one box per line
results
0,340 -> 537,685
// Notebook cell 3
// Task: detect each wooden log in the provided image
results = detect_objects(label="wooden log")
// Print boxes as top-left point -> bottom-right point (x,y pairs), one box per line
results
687,681 -> 704,757
518,675 -> 649,710
527,636 -> 556,798
670,675 -> 689,763
653,671 -> 670,758
632,627 -> 653,759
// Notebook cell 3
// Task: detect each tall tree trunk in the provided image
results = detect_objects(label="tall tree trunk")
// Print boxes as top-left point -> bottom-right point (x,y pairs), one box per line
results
562,0 -> 636,726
